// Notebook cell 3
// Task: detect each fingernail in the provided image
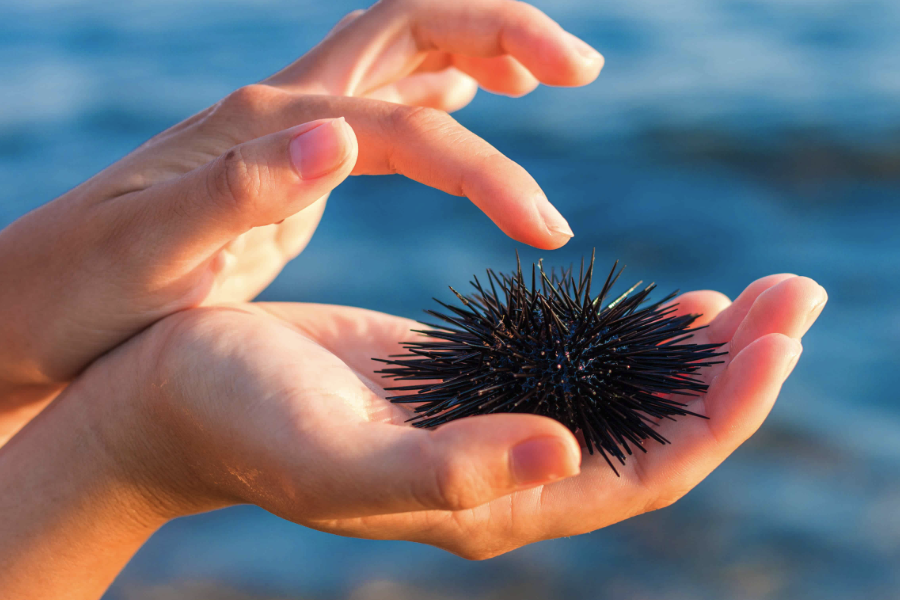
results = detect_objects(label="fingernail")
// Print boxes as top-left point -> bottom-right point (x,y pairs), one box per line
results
803,286 -> 828,332
535,196 -> 574,238
783,339 -> 803,378
289,118 -> 352,180
509,436 -> 580,487
565,31 -> 602,63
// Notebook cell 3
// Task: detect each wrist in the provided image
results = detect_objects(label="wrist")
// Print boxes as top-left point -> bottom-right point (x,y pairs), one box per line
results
0,372 -> 167,598
83,316 -> 243,520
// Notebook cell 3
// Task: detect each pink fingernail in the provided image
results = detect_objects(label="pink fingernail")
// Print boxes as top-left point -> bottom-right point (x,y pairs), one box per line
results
803,286 -> 828,332
564,31 -> 602,63
535,195 -> 574,238
783,339 -> 803,378
510,437 -> 580,486
288,118 -> 352,180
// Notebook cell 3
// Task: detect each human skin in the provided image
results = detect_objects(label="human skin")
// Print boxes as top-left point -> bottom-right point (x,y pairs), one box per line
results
0,275 -> 827,599
0,0 -> 604,441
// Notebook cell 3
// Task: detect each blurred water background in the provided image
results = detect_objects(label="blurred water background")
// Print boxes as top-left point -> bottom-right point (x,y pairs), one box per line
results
2,0 -> 899,598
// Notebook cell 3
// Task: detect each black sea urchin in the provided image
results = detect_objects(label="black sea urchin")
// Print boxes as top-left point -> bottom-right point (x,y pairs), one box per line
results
375,253 -> 726,474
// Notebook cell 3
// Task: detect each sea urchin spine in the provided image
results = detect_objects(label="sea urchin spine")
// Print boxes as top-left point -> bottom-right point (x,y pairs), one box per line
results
375,253 -> 726,474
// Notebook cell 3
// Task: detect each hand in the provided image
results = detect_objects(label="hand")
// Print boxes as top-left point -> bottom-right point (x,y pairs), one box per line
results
83,274 -> 825,559
0,273 -> 826,598
0,0 -> 602,404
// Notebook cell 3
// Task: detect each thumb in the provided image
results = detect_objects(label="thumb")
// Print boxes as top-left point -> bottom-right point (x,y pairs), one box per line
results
299,413 -> 582,519
141,117 -> 357,259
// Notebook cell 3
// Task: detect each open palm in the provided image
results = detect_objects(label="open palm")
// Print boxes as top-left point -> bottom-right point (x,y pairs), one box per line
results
122,272 -> 825,560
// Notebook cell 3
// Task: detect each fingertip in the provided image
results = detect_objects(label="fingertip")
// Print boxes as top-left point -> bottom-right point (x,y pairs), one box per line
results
447,74 -> 480,111
594,52 -> 606,76
504,3 -> 603,87
288,118 -> 358,181
805,283 -> 828,332
534,196 -> 574,242
426,70 -> 479,112
731,276 -> 826,354
667,290 -> 732,328
451,55 -> 540,98
706,273 -> 798,343
330,8 -> 365,34
739,274 -> 800,305
783,338 -> 804,379
561,31 -> 604,84
437,413 -> 581,485
497,76 -> 540,98
510,435 -> 581,487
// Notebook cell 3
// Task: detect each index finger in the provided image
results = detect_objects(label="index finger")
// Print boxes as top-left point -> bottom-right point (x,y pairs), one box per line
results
266,0 -> 603,94
222,89 -> 573,248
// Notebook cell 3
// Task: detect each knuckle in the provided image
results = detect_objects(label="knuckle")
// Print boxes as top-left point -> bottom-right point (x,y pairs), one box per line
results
642,484 -> 689,514
647,492 -> 682,512
219,84 -> 284,117
429,452 -> 483,511
389,104 -> 450,136
512,1 -> 549,22
377,0 -> 415,10
631,457 -> 669,515
208,146 -> 264,217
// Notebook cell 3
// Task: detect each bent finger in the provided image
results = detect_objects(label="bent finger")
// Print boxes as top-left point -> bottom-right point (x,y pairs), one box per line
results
367,68 -> 479,112
705,274 -> 797,343
129,118 -> 357,262
452,54 -> 540,97
329,8 -> 365,35
266,0 -> 602,94
301,95 -> 573,248
663,289 -> 732,331
300,413 -> 581,519
214,91 -> 573,248
636,333 -> 802,498
730,276 -> 827,356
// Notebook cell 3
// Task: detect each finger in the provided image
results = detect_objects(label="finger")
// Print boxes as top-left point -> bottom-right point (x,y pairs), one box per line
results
297,413 -> 581,519
201,195 -> 329,304
697,276 -> 824,390
730,276 -> 827,355
644,279 -> 824,479
266,0 -> 603,94
130,118 -> 357,262
634,333 -> 802,505
329,9 -> 365,35
705,334 -> 802,448
663,290 -> 732,330
226,92 -> 573,248
367,68 -> 479,112
705,274 -> 797,343
414,52 -> 455,73
451,54 -> 539,97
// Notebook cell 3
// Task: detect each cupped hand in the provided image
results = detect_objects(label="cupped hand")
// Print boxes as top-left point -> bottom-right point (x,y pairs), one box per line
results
0,0 -> 602,399
87,273 -> 825,559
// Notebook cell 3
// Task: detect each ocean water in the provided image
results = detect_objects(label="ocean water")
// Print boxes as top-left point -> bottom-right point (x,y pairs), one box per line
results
1,0 -> 899,598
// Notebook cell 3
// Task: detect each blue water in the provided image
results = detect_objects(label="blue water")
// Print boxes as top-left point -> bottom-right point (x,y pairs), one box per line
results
1,0 -> 899,598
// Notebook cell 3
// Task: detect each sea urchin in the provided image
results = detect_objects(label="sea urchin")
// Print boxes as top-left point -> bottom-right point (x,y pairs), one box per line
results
375,253 -> 726,474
